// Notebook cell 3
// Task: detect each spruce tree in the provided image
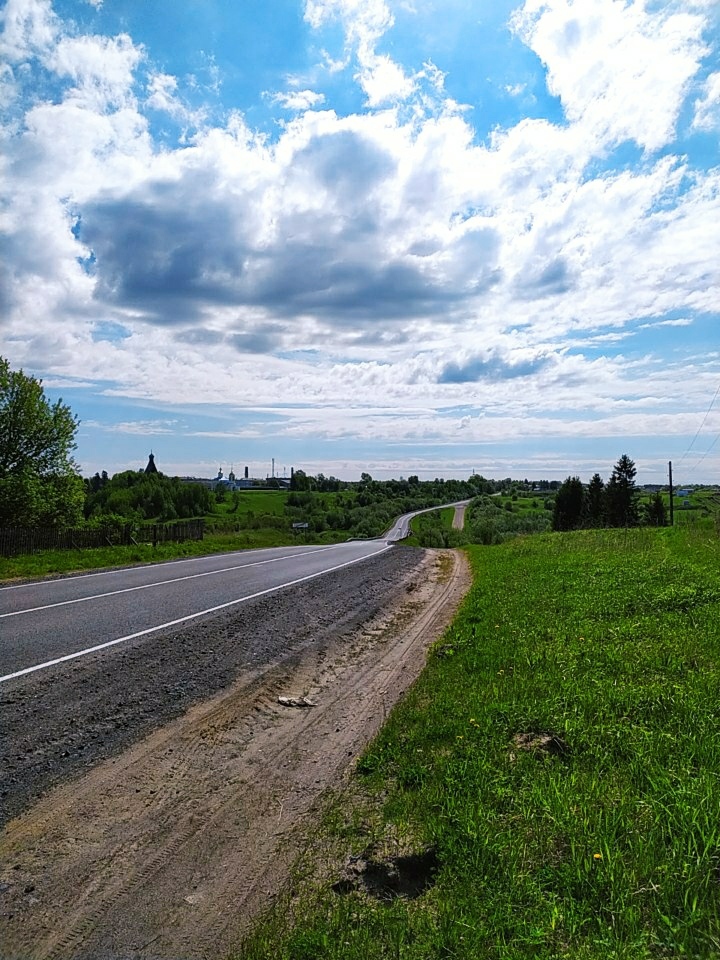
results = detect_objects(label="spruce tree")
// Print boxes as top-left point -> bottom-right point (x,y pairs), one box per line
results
605,454 -> 639,527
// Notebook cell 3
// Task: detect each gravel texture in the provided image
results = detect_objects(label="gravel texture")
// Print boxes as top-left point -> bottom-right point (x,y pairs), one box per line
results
0,546 -> 425,828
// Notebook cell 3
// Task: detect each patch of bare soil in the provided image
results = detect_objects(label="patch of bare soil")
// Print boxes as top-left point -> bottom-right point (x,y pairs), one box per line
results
0,548 -> 470,960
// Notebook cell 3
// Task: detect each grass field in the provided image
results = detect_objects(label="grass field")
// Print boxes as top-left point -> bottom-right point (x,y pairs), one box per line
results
212,490 -> 289,518
238,525 -> 720,959
669,489 -> 720,527
0,528 -> 298,581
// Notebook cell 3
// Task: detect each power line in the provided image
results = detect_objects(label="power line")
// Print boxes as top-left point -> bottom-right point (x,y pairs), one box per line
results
678,379 -> 720,466
690,431 -> 720,472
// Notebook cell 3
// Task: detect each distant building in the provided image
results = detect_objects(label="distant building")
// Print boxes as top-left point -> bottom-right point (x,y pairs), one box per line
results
177,463 -> 299,490
145,452 -> 158,474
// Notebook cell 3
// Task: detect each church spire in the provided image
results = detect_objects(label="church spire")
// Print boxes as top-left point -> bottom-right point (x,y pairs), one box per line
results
145,451 -> 158,474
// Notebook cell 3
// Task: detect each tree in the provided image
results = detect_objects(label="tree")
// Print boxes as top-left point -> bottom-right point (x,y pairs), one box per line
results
605,454 -> 639,527
290,469 -> 310,491
552,476 -> 585,531
585,473 -> 606,526
645,491 -> 668,527
0,357 -> 84,527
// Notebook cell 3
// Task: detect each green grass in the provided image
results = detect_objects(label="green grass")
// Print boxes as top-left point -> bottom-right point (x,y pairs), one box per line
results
638,488 -> 720,529
0,528 -> 298,581
213,490 -> 289,518
237,525 -> 720,959
403,507 -> 457,546
511,495 -> 551,515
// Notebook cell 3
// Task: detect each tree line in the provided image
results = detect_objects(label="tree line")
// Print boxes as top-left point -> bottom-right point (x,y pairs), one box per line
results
552,454 -> 667,532
0,357 -> 673,539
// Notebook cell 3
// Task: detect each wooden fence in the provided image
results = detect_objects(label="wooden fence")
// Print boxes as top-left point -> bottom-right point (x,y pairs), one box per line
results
0,519 -> 205,557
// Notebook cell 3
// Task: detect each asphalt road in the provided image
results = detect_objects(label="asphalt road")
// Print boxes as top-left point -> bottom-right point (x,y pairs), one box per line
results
0,541 -> 390,681
0,502 -> 468,684
385,500 -> 472,540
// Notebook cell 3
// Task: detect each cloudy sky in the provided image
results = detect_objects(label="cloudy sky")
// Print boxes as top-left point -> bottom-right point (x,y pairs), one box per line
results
2,0 -> 719,484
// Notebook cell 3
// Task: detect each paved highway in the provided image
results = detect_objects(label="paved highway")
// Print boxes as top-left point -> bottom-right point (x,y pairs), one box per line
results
385,500 -> 472,540
0,541 -> 390,682
0,501 -> 469,684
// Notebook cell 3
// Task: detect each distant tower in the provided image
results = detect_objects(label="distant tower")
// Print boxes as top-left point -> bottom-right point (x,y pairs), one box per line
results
145,452 -> 158,474
244,466 -> 249,479
228,466 -> 236,482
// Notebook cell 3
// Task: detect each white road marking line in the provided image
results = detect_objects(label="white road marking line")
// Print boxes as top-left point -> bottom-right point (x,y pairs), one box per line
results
0,547 -> 340,618
0,545 -> 390,684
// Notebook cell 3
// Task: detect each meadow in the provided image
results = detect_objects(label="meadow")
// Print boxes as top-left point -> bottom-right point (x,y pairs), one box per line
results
238,523 -> 720,959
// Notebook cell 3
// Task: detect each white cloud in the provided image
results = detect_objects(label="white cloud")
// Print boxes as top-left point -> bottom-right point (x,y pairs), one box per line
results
513,0 -> 707,152
356,53 -> 414,106
2,0 -> 719,480
639,318 -> 694,329
145,70 -> 206,126
85,419 -> 178,435
304,0 -> 393,42
0,61 -> 19,110
47,33 -> 143,110
692,71 -> 720,130
304,0 -> 417,106
0,0 -> 58,64
271,88 -> 326,110
146,72 -> 179,112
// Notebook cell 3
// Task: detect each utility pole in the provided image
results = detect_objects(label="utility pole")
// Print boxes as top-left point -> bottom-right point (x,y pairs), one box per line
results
668,460 -> 674,527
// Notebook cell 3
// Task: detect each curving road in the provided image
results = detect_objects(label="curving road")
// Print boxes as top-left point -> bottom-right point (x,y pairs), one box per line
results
0,501 -> 469,684
384,500 -> 472,540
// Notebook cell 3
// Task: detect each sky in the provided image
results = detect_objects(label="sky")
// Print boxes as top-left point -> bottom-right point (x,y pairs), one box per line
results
1,0 -> 719,485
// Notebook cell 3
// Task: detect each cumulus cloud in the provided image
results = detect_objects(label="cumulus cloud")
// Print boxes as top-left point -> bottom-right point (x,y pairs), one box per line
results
304,0 -> 416,105
1,0 -> 719,477
47,33 -> 143,110
0,0 -> 58,64
513,0 -> 707,151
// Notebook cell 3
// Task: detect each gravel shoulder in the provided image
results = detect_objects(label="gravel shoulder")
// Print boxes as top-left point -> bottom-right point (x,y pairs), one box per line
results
0,546 -> 471,960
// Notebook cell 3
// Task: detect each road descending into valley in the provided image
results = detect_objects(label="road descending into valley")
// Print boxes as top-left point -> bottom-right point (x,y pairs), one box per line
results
0,502 -> 467,683
0,503 -> 472,959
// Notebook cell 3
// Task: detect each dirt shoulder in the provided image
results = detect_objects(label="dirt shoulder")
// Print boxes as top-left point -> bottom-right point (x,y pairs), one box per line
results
0,547 -> 470,960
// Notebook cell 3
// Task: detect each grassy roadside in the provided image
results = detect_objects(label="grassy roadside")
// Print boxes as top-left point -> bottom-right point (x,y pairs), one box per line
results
403,506 -> 457,546
0,528 -> 318,582
237,526 -> 720,959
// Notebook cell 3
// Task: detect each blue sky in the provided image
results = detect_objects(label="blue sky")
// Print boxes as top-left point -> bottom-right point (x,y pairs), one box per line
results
1,0 -> 719,484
